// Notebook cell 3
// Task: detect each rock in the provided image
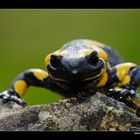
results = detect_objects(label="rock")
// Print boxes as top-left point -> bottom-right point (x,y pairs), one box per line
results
0,92 -> 140,131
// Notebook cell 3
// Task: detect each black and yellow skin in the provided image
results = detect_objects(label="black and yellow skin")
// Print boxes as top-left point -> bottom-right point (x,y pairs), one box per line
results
0,39 -> 140,116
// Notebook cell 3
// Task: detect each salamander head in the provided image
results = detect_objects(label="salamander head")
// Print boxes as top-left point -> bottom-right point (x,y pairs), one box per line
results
46,40 -> 106,83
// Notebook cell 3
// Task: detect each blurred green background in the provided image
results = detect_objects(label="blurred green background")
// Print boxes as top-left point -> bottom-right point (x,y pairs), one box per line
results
0,10 -> 140,105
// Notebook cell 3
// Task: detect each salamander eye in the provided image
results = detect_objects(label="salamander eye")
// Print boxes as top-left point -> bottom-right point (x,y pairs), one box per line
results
88,51 -> 99,65
50,55 -> 62,68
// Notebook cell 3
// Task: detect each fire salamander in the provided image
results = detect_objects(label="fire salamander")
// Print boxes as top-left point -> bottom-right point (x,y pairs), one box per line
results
0,39 -> 140,116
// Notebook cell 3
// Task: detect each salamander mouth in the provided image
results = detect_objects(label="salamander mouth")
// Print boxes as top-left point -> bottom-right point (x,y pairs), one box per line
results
49,60 -> 105,83
80,60 -> 105,80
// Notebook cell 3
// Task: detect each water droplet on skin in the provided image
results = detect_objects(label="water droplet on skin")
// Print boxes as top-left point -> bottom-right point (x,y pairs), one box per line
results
72,70 -> 78,74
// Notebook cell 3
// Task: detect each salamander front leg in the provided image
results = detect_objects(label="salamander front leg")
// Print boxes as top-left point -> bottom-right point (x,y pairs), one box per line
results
0,89 -> 27,106
104,64 -> 140,116
105,87 -> 137,102
0,69 -> 49,106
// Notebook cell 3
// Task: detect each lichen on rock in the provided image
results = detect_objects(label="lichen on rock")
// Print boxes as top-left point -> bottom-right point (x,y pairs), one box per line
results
0,92 -> 140,131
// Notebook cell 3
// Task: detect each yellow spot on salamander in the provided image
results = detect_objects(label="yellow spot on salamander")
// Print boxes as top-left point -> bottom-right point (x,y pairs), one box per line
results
116,63 -> 136,81
14,80 -> 27,97
78,49 -> 92,57
31,69 -> 48,81
83,40 -> 108,61
96,72 -> 108,87
44,50 -> 66,66
114,87 -> 123,91
44,54 -> 51,66
121,75 -> 131,85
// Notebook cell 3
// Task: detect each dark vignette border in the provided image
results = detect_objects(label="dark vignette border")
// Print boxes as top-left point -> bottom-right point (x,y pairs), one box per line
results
0,0 -> 140,9
0,0 -> 140,138
0,131 -> 139,139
